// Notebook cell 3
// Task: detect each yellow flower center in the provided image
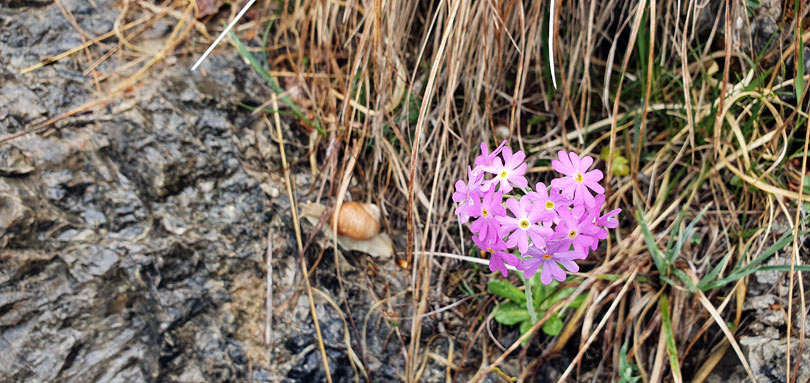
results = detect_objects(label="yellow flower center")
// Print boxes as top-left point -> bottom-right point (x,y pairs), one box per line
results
481,208 -> 489,217
545,201 -> 555,210
543,253 -> 553,261
568,230 -> 578,239
519,220 -> 530,229
487,248 -> 495,254
499,170 -> 508,179
575,173 -> 584,183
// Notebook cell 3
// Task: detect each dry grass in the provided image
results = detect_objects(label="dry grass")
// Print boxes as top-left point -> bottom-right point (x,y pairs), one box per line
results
248,0 -> 810,380
9,0 -> 810,382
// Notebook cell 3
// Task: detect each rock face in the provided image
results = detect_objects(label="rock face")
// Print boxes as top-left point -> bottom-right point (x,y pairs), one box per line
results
0,1 -> 288,382
740,336 -> 810,383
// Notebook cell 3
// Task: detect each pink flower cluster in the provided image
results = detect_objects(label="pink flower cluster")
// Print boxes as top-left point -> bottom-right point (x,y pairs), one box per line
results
453,142 -> 620,284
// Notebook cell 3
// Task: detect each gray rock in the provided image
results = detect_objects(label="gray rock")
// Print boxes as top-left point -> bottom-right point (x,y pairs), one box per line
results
0,146 -> 35,175
0,191 -> 34,247
739,336 -> 810,383
743,294 -> 776,311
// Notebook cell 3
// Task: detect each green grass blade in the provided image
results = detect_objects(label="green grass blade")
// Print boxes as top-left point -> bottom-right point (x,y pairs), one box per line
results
229,31 -> 325,136
702,230 -> 809,289
735,230 -> 805,274
665,210 -> 683,257
795,0 -> 805,101
659,293 -> 682,381
756,265 -> 810,272
672,204 -> 710,264
637,208 -> 668,277
672,269 -> 698,293
698,249 -> 733,291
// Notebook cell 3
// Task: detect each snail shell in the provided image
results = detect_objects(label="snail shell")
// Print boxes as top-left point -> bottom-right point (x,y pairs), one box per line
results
334,202 -> 381,240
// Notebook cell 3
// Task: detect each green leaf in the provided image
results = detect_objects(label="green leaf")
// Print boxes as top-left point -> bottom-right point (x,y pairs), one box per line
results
567,292 -> 588,309
519,319 -> 534,337
532,277 -> 556,303
518,319 -> 536,346
541,313 -> 564,336
488,280 -> 526,303
637,208 -> 668,277
538,287 -> 575,311
619,343 -> 642,383
494,302 -> 531,325
601,146 -> 630,177
659,294 -> 682,381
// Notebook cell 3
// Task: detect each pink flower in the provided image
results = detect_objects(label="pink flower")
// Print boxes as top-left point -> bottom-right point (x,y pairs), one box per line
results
453,167 -> 483,223
498,197 -> 552,253
466,165 -> 488,193
519,241 -> 581,283
551,151 -> 604,207
483,147 -> 528,193
474,140 -> 507,168
600,209 -> 621,228
468,189 -> 506,244
551,207 -> 600,258
525,182 -> 573,222
473,235 -> 518,277
582,194 -> 621,240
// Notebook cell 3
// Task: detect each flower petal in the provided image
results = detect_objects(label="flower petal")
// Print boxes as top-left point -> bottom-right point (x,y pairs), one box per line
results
558,150 -> 573,170
507,150 -> 526,168
516,231 -> 529,253
505,197 -> 522,217
520,257 -> 541,279
551,264 -> 567,282
540,261 -> 553,285
580,155 -> 593,171
584,168 -> 603,182
498,178 -> 513,193
501,146 -> 513,163
509,173 -> 528,189
568,151 -> 581,170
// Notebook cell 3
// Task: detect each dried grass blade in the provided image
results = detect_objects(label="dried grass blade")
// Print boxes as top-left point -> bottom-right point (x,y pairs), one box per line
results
690,278 -> 757,382
268,96 -> 333,383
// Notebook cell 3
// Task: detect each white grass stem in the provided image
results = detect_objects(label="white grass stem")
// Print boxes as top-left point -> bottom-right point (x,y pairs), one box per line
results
548,0 -> 557,89
191,0 -> 256,71
421,251 -> 519,271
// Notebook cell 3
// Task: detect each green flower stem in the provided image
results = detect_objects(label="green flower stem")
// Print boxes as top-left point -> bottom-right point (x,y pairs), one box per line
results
524,276 -> 538,324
